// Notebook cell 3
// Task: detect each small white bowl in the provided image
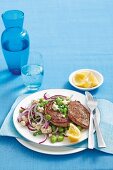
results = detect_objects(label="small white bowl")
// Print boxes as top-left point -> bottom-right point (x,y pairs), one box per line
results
69,69 -> 104,91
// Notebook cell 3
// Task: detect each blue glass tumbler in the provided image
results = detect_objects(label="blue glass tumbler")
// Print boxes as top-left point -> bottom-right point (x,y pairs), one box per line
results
1,10 -> 30,75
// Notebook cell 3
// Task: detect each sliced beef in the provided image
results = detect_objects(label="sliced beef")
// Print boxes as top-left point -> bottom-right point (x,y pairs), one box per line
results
68,101 -> 90,128
45,101 -> 69,127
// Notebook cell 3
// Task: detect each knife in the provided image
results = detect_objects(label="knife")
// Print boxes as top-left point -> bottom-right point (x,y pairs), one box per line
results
85,91 -> 106,148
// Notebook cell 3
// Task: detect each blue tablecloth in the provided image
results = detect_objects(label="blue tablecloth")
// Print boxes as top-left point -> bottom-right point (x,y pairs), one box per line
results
0,0 -> 113,170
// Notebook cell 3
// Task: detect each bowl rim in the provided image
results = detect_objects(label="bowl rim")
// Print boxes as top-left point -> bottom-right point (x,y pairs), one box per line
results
69,68 -> 104,91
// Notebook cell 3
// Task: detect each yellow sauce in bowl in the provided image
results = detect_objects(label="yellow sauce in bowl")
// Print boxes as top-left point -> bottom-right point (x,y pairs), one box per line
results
72,71 -> 99,88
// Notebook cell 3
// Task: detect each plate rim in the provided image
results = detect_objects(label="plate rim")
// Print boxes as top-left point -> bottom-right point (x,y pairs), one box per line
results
16,138 -> 86,155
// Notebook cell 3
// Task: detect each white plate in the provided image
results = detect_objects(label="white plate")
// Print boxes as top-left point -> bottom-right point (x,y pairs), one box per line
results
69,69 -> 104,91
13,89 -> 100,147
17,138 -> 86,155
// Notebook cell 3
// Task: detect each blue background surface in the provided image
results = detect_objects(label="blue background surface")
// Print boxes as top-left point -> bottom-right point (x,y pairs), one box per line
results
0,0 -> 113,170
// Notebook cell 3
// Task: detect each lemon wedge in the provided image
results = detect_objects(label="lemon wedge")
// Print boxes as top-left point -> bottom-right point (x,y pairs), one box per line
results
88,72 -> 99,87
72,71 -> 99,88
67,123 -> 81,142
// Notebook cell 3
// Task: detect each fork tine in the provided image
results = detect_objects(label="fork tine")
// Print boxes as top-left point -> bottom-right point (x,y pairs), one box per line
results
85,91 -> 93,101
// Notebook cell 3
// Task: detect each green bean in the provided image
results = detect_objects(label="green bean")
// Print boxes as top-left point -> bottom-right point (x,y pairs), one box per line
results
57,135 -> 64,142
33,132 -> 38,136
37,130 -> 42,135
57,97 -> 63,101
33,130 -> 42,136
39,98 -> 44,102
60,108 -> 64,113
45,114 -> 51,121
77,125 -> 82,131
51,125 -> 56,132
64,127 -> 68,131
58,127 -> 64,133
56,97 -> 63,105
58,101 -> 63,106
39,103 -> 44,107
63,107 -> 68,114
44,101 -> 49,105
50,135 -> 57,143
61,105 -> 65,109
59,132 -> 63,136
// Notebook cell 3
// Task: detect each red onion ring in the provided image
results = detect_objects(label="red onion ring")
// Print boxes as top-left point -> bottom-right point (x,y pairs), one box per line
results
17,110 -> 29,122
27,124 -> 37,131
38,135 -> 47,144
44,93 -> 67,101
50,95 -> 67,99
33,105 -> 44,125
44,93 -> 50,100
43,121 -> 49,129
27,104 -> 37,126
20,107 -> 26,111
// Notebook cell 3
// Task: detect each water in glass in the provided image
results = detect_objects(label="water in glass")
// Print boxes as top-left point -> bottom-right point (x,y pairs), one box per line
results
21,64 -> 44,91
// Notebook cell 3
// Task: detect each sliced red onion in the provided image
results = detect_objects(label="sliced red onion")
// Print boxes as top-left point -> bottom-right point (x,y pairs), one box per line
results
50,95 -> 66,99
17,110 -> 29,122
27,104 -> 37,126
43,121 -> 49,129
44,93 -> 50,100
33,104 -> 39,114
38,134 -> 47,144
33,105 -> 44,125
25,121 -> 29,126
20,107 -> 26,111
27,110 -> 32,126
27,124 -> 37,131
20,103 -> 43,129
44,93 -> 67,101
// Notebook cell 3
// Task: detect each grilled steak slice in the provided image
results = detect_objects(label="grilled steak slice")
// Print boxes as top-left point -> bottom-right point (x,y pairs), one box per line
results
45,101 -> 69,127
68,101 -> 90,128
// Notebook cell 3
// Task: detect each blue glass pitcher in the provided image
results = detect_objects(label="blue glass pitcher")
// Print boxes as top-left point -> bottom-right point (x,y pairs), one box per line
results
1,10 -> 30,75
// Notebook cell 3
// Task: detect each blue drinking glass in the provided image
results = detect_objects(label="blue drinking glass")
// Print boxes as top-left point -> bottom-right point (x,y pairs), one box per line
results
1,10 -> 30,75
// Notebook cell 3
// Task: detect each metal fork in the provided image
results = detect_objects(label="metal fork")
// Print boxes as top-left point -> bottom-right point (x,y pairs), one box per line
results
86,99 -> 97,149
85,92 -> 106,148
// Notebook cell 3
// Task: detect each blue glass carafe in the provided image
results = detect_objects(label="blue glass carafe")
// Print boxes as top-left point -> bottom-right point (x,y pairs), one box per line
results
1,10 -> 30,75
